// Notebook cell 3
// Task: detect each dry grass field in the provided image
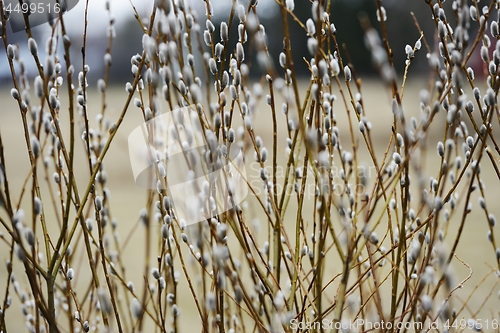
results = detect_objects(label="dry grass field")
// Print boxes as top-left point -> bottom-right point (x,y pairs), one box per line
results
2,1 -> 500,332
1,77 -> 500,332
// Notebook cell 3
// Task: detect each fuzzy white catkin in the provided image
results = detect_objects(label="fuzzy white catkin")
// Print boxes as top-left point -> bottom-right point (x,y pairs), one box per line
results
31,136 -> 40,158
145,108 -> 152,121
163,196 -> 172,211
104,53 -> 112,66
214,113 -> 222,129
486,88 -> 496,106
397,133 -> 404,147
393,152 -> 402,165
97,79 -> 106,94
330,58 -> 340,75
306,18 -> 316,36
266,94 -> 272,105
214,43 -> 223,59
492,21 -> 499,38
95,196 -> 102,211
77,95 -> 85,106
274,290 -> 285,311
162,224 -> 169,239
221,71 -> 229,89
45,57 -> 55,78
344,66 -> 352,81
260,147 -> 268,162
236,42 -> 245,62
437,141 -> 444,157
481,45 -> 488,63
220,22 -> 228,41
34,197 -> 42,215
208,58 -> 217,75
434,196 -> 443,211
490,61 -> 497,75
86,218 -> 93,231
489,214 -> 496,227
230,85 -> 238,100
307,38 -> 318,56
165,253 -> 173,266
159,277 -> 166,290
236,25 -> 247,45
53,173 -> 60,184
49,93 -> 58,110
260,168 -> 268,181
7,44 -> 15,59
28,38 -> 38,56
131,298 -> 142,319
286,0 -> 294,11
311,1 -> 319,21
244,116 -> 252,130
34,76 -> 44,98
277,51 -> 286,69
233,69 -> 242,86
228,128 -> 235,143
10,88 -> 19,100
203,30 -> 212,46
24,228 -> 35,247
421,294 -> 432,312
376,6 -> 387,22
391,98 -> 399,115
405,44 -> 414,58
282,103 -> 289,116
479,197 -> 486,209
237,4 -> 246,22
151,267 -> 160,280
470,5 -> 478,21
178,80 -> 186,95
206,19 -> 215,33
97,288 -> 113,314
359,121 -> 365,133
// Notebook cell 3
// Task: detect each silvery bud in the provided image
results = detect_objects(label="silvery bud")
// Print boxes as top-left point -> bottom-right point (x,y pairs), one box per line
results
28,38 -> 38,56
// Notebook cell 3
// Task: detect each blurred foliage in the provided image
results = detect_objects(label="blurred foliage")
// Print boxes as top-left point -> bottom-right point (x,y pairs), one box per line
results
259,0 -> 435,77
106,1 -> 441,81
0,1 -> 458,83
80,1 -> 443,82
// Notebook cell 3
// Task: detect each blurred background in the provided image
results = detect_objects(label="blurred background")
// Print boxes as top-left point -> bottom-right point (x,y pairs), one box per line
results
1,1 -> 499,332
1,0 -> 484,84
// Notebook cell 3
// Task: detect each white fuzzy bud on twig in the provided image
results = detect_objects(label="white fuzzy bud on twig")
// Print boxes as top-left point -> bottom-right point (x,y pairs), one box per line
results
307,38 -> 318,56
344,66 -> 352,81
6,44 -> 15,60
203,30 -> 212,46
28,38 -> 38,56
95,196 -> 102,211
236,43 -> 245,62
31,136 -> 40,158
393,152 -> 402,165
209,58 -> 217,75
220,22 -> 228,41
